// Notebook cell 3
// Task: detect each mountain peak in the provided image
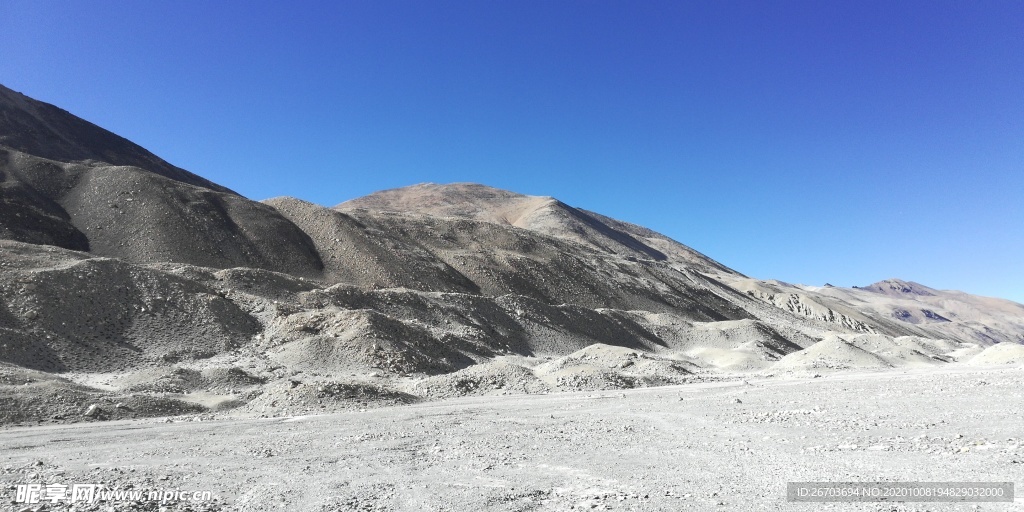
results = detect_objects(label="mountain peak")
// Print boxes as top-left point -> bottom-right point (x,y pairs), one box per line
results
337,182 -> 734,272
863,279 -> 937,296
336,182 -> 565,231
336,182 -> 539,217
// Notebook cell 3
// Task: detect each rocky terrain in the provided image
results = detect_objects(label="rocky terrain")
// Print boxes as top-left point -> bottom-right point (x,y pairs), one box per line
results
2,82 -> 1024,424
1,83 -> 1023,509
3,366 -> 1023,511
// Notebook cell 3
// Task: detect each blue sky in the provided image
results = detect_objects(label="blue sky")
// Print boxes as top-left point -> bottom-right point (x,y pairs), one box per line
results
2,1 -> 1022,302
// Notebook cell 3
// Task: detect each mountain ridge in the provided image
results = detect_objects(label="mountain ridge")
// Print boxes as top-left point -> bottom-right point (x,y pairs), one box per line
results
0,84 -> 233,194
337,182 -> 735,273
1,84 -> 1021,425
0,84 -> 325,276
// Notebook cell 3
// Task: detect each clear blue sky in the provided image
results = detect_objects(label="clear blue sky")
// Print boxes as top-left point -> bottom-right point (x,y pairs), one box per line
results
2,1 -> 1022,302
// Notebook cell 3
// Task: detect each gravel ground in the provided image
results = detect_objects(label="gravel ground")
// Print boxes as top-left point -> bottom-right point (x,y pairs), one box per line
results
2,365 -> 1022,511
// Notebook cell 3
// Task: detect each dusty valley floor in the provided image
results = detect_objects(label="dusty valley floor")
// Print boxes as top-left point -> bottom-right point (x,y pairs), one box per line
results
3,365 -> 1023,512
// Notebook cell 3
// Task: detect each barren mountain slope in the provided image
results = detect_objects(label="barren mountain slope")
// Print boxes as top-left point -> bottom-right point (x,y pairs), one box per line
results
0,240 -> 260,373
337,182 -> 1024,350
263,196 -> 480,293
0,85 -> 324,276
722,275 -> 1024,347
0,84 -> 230,194
336,182 -> 731,272
806,279 -> 1024,345
1,85 -> 1023,427
277,194 -> 754,317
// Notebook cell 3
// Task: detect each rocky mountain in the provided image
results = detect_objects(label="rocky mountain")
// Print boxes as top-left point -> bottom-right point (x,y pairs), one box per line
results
1,84 -> 1022,424
336,182 -> 733,272
0,84 -> 323,276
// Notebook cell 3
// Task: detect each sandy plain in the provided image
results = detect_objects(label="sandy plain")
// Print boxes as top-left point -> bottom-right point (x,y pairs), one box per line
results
3,364 -> 1023,512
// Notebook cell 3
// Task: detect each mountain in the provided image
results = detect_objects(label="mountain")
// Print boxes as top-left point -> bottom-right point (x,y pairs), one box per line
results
0,84 -> 230,193
1,84 -> 1022,424
0,84 -> 323,276
809,279 -> 1023,345
336,182 -> 734,272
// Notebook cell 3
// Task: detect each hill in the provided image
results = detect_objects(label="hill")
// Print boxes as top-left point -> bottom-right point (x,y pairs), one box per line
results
0,83 -> 1021,424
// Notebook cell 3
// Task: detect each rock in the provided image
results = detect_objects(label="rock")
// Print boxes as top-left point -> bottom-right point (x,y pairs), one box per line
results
84,404 -> 103,417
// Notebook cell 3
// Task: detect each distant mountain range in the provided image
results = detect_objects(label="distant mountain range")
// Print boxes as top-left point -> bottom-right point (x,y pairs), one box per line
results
1,83 -> 1021,424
